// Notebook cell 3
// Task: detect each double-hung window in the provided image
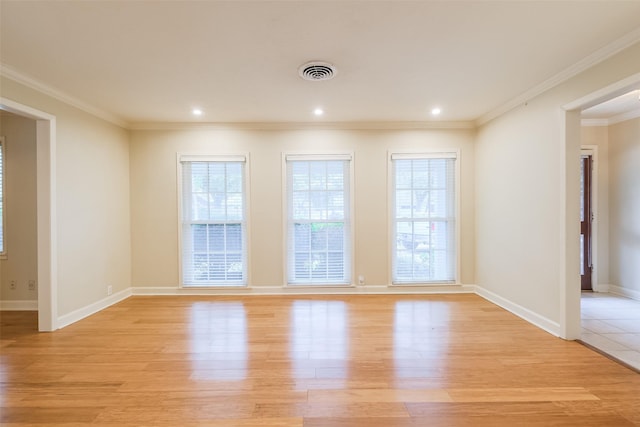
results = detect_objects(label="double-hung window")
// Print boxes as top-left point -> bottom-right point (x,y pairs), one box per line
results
286,154 -> 352,285
391,153 -> 457,284
180,155 -> 247,286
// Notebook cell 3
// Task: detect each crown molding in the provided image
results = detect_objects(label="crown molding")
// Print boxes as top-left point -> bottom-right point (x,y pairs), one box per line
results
608,107 -> 640,125
477,26 -> 640,127
580,118 -> 609,127
581,107 -> 640,127
0,63 -> 129,129
129,120 -> 476,131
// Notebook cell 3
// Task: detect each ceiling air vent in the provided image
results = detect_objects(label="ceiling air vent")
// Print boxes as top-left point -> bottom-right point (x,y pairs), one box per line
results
298,61 -> 337,81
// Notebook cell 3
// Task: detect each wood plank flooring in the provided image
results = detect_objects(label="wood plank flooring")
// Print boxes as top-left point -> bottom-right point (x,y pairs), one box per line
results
1,294 -> 640,426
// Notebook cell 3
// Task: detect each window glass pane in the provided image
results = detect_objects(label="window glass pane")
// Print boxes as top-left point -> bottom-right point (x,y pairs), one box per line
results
193,253 -> 208,281
208,163 -> 226,192
311,252 -> 327,278
191,163 -> 209,193
430,189 -> 447,218
309,191 -> 327,220
292,162 -> 309,191
192,193 -> 209,221
396,190 -> 412,218
327,224 -> 344,251
226,193 -> 243,221
412,189 -> 429,218
327,161 -> 344,190
295,252 -> 311,279
210,193 -> 225,220
192,224 -> 207,252
327,191 -> 344,219
226,224 -> 243,251
294,223 -> 310,251
395,160 -> 412,189
207,224 -> 225,251
412,160 -> 429,188
182,159 -> 246,286
287,158 -> 350,284
430,159 -> 447,187
311,224 -> 328,251
392,156 -> 455,283
226,253 -> 243,280
309,162 -> 327,190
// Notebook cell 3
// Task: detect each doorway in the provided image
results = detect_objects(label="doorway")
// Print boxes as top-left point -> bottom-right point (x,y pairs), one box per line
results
0,97 -> 57,331
580,152 -> 593,291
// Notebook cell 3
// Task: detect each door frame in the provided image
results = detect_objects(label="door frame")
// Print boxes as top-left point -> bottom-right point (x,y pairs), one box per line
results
562,72 -> 640,340
580,146 -> 598,292
0,97 -> 57,332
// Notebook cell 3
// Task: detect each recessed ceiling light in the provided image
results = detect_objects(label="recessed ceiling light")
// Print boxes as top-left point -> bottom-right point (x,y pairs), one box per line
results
192,108 -> 203,116
431,107 -> 442,116
314,108 -> 324,116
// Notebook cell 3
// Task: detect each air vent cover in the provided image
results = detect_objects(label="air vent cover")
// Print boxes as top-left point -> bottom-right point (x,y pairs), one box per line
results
298,61 -> 337,81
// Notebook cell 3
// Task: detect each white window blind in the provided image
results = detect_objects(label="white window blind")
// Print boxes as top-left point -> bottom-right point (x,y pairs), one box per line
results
286,155 -> 351,285
180,157 -> 247,286
0,137 -> 4,254
391,154 -> 456,283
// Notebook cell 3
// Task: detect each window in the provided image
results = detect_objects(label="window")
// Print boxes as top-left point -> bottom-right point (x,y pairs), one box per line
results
0,137 -> 5,256
286,154 -> 352,285
180,155 -> 247,286
391,153 -> 456,283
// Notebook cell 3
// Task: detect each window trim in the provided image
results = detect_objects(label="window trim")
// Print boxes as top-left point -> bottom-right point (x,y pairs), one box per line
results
387,150 -> 461,285
0,136 -> 5,259
177,152 -> 251,288
282,152 -> 355,287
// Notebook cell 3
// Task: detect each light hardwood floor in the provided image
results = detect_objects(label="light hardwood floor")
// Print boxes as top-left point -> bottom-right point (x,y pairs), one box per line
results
2,294 -> 640,426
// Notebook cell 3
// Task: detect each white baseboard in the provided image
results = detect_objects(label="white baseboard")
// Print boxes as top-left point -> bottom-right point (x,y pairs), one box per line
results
57,288 -> 132,329
0,300 -> 38,311
592,283 -> 610,293
131,284 -> 476,296
51,283 -> 566,340
474,285 -> 561,337
608,285 -> 640,302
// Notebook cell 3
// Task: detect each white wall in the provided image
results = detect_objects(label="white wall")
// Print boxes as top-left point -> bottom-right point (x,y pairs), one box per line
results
0,112 -> 38,303
581,125 -> 610,288
608,117 -> 640,296
130,127 -> 476,290
0,77 -> 132,318
475,42 -> 640,337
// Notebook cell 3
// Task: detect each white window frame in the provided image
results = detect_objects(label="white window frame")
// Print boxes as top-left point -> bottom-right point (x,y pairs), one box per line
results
282,152 -> 355,286
177,153 -> 250,287
0,136 -> 5,259
388,151 -> 460,285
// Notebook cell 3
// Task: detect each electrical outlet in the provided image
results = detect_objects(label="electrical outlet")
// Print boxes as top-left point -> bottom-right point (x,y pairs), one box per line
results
107,285 -> 113,296
10,280 -> 16,290
358,275 -> 365,285
28,280 -> 36,291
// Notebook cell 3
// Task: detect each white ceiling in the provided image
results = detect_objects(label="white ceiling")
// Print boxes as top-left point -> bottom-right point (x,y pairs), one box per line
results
581,90 -> 640,124
1,1 -> 640,127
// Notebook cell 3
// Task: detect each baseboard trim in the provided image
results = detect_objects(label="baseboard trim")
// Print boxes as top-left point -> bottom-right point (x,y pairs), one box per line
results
57,288 -> 132,329
0,300 -> 38,311
592,283 -> 610,293
131,284 -> 477,296
474,285 -> 561,337
608,285 -> 640,302
51,284 -> 565,338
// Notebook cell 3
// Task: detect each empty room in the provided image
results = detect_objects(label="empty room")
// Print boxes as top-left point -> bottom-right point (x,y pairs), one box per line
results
1,1 -> 640,426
